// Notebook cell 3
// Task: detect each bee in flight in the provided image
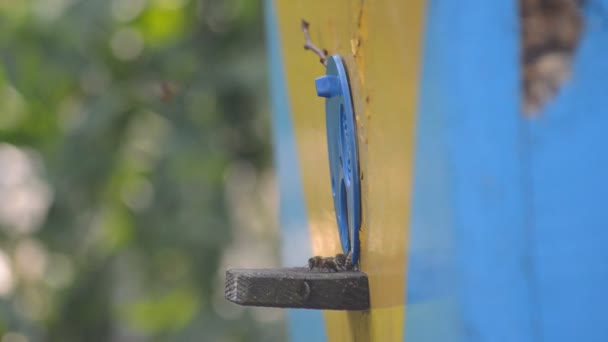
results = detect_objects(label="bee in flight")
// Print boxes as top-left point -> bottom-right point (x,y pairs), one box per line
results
308,251 -> 356,272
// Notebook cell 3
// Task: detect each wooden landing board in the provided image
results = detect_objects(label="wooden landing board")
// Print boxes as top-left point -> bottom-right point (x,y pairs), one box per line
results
225,268 -> 370,311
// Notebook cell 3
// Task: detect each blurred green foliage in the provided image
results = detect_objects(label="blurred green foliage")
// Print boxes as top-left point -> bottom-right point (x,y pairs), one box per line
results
0,0 -> 284,340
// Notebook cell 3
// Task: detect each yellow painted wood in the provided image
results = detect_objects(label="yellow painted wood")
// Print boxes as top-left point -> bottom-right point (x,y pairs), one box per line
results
274,1 -> 425,340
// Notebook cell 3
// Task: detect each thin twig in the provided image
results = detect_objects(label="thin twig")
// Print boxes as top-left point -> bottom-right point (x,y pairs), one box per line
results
301,19 -> 328,66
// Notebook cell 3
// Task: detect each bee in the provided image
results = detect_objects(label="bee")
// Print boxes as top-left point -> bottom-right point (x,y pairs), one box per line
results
308,255 -> 339,272
334,253 -> 347,269
345,251 -> 358,271
307,251 -> 357,272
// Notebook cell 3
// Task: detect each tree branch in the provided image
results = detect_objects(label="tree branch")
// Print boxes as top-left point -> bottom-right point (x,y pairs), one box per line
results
301,20 -> 328,66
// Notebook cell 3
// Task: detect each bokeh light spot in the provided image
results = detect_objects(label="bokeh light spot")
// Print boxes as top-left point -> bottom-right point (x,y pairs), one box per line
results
110,27 -> 144,61
111,0 -> 147,22
0,249 -> 14,297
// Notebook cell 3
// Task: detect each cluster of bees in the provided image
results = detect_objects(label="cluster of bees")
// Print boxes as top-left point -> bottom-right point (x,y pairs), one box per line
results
308,251 -> 358,272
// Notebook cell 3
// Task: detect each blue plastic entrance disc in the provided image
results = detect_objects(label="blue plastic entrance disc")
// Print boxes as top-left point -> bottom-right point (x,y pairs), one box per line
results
315,55 -> 362,266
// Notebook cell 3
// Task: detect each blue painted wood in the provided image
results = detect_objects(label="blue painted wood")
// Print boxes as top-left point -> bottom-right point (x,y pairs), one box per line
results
406,1 -> 537,341
264,1 -> 326,341
407,1 -> 608,341
404,0 -> 460,337
527,4 -> 608,340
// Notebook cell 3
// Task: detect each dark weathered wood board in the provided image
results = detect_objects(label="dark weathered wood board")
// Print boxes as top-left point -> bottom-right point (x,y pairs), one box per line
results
225,267 -> 369,310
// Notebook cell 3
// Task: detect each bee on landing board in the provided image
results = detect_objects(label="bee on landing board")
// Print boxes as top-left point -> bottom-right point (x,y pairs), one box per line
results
308,256 -> 339,272
334,253 -> 347,269
345,251 -> 358,271
307,252 -> 357,272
